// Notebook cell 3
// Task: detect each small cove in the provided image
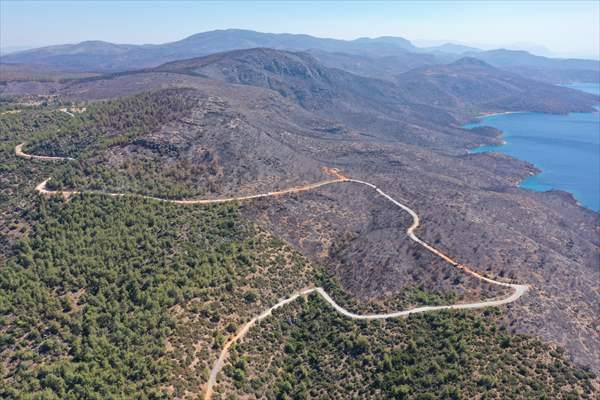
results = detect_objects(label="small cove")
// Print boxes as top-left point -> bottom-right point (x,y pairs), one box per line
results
464,82 -> 600,211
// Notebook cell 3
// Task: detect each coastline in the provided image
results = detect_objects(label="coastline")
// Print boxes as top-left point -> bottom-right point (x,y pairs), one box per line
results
464,110 -> 599,212
467,131 -> 587,212
475,110 -> 525,119
468,139 -> 507,152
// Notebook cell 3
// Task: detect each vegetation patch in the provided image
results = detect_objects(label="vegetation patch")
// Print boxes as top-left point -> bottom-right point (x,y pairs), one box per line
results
0,106 -> 75,255
0,194 -> 316,399
2,100 -> 597,400
217,295 -> 598,399
27,88 -> 199,159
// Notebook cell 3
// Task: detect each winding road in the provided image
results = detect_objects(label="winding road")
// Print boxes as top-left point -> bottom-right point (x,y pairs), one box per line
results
16,143 -> 529,400
16,143 -> 75,162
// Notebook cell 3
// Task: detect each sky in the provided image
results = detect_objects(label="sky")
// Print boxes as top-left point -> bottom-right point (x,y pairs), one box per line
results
1,1 -> 599,58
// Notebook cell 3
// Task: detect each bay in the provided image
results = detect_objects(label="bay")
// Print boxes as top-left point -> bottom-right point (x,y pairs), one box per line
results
465,82 -> 600,211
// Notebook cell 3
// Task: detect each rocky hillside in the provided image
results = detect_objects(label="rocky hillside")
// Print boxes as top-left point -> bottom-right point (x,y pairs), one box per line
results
151,49 -> 598,124
152,48 -> 413,113
2,48 -> 599,374
394,57 -> 599,117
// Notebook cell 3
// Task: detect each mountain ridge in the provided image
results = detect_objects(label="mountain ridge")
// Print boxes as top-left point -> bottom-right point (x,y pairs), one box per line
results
2,29 -> 597,84
148,48 -> 598,118
393,55 -> 599,115
2,39 -> 600,383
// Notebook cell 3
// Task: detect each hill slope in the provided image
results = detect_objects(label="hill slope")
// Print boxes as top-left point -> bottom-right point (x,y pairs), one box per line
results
394,57 -> 599,114
2,48 -> 599,375
152,49 -> 598,121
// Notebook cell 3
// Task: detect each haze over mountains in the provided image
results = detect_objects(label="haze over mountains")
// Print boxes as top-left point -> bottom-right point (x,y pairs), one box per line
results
2,19 -> 600,396
2,29 -> 599,84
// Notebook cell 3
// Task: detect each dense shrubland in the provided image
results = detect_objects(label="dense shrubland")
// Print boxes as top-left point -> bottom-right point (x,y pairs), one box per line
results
0,106 -> 75,255
0,194 -> 317,398
47,158 -> 217,200
13,88 -> 220,199
1,98 -> 597,399
218,295 -> 598,399
26,88 -> 199,158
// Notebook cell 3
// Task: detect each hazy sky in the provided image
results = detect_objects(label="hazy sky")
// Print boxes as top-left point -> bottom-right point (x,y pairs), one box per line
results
2,1 -> 599,58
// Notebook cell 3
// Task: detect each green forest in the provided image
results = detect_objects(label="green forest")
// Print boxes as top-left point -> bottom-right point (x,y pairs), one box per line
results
26,89 -> 199,158
219,296 -> 597,399
1,195 -> 244,398
1,96 -> 597,399
0,193 -> 318,399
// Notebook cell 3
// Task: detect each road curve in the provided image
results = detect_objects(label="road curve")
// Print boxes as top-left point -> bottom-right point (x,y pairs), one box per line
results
17,143 -> 529,399
16,143 -> 75,162
203,179 -> 528,400
205,287 -> 319,397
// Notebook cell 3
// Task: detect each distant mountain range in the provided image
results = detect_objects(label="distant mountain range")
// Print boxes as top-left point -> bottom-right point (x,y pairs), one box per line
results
3,38 -> 600,381
150,49 -> 597,117
1,29 -> 598,84
422,43 -> 482,54
4,47 -> 594,128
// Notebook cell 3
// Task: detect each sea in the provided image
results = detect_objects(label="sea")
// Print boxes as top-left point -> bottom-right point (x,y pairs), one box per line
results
464,82 -> 600,212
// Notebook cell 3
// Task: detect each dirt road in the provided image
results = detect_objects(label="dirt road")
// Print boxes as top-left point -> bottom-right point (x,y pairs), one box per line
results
15,143 -> 75,162
202,179 -> 528,400
17,144 -> 528,399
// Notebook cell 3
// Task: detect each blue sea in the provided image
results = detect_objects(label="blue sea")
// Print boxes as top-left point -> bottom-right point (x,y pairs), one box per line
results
465,82 -> 600,211
562,82 -> 600,96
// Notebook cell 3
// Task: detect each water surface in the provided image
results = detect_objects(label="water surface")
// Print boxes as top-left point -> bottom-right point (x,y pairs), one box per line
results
561,82 -> 600,96
465,84 -> 600,211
